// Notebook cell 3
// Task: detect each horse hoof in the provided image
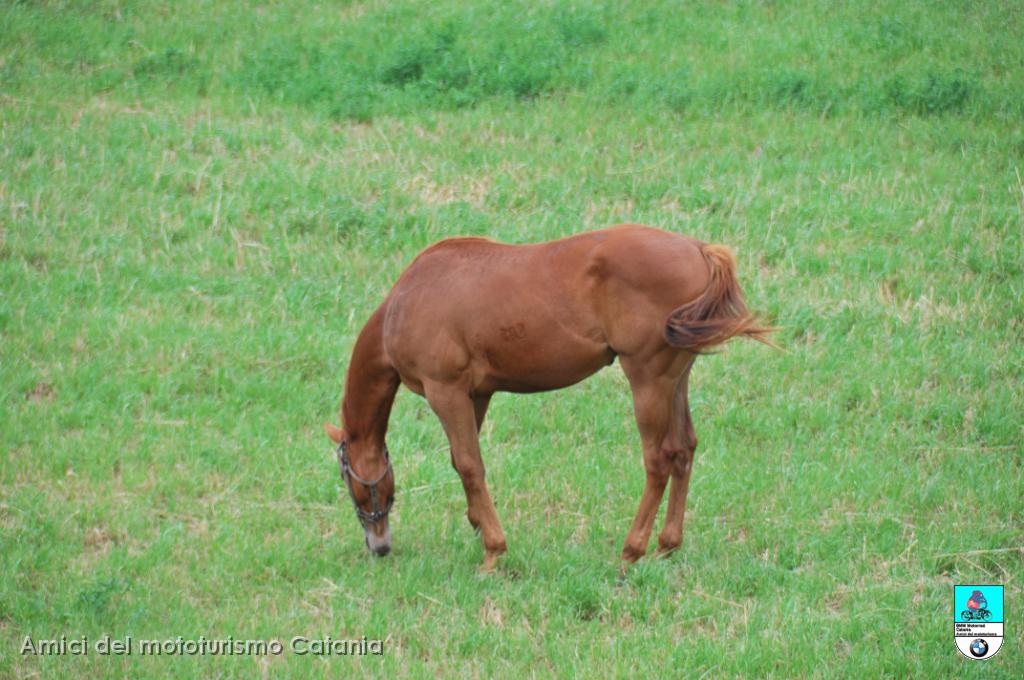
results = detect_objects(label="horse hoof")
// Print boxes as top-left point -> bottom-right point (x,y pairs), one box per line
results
480,552 -> 501,573
656,541 -> 681,557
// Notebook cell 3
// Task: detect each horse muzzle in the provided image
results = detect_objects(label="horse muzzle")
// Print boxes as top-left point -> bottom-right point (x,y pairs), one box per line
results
364,525 -> 392,556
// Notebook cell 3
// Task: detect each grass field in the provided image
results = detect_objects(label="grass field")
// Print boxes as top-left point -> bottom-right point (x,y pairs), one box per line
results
2,0 -> 1023,677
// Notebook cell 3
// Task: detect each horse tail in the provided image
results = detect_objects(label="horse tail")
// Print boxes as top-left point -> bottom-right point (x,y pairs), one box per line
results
663,243 -> 777,353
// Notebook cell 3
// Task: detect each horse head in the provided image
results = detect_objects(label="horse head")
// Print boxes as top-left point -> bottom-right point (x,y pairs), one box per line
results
326,423 -> 394,556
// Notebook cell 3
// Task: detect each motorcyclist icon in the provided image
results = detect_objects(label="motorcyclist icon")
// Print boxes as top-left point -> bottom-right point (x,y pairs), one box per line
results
961,590 -> 992,621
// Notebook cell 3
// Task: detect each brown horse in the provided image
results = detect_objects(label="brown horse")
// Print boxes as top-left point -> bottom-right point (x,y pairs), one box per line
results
325,224 -> 773,570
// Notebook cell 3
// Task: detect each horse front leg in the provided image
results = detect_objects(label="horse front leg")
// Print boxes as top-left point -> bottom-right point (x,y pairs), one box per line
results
462,394 -> 493,533
427,385 -> 506,572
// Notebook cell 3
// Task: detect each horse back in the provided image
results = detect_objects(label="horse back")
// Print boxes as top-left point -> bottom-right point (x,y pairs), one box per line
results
381,226 -> 711,390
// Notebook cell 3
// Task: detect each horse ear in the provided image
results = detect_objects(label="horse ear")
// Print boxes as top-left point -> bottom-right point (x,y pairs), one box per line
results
324,423 -> 344,443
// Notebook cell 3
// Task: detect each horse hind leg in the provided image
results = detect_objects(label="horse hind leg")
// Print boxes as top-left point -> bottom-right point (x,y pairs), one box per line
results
656,366 -> 697,556
619,354 -> 693,563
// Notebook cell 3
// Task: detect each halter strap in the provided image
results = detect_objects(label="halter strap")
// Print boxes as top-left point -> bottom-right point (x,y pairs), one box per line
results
337,440 -> 393,528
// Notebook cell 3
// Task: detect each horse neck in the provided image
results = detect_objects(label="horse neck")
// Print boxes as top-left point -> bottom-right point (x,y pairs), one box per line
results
341,306 -> 400,456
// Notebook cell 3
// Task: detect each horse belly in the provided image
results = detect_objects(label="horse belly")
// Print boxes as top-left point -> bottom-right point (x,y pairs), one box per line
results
472,328 -> 614,394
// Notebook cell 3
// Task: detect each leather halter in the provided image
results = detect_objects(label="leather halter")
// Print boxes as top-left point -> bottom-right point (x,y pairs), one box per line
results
337,440 -> 393,528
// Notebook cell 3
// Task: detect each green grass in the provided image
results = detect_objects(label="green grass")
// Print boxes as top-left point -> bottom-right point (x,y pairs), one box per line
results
2,0 -> 1022,677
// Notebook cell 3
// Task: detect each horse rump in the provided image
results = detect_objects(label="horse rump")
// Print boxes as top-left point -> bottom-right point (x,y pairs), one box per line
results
663,244 -> 776,353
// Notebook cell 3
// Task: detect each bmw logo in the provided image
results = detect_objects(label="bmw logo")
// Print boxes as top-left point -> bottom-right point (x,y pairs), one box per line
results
969,638 -> 989,658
